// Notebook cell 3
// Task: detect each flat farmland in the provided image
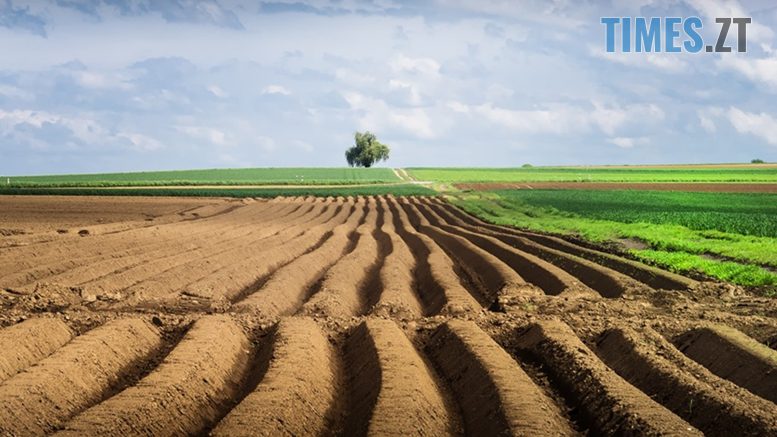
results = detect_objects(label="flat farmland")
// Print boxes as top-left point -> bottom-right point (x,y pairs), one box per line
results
4,167 -> 402,187
454,182 -> 777,193
409,165 -> 777,183
1,195 -> 777,436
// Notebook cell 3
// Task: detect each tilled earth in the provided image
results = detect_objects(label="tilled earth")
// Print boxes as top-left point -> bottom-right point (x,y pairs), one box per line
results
0,195 -> 776,436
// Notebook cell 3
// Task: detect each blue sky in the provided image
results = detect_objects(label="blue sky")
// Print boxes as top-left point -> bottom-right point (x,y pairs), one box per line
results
1,0 -> 776,175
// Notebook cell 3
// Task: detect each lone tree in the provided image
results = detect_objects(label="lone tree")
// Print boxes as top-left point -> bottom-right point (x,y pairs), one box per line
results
752,158 -> 765,164
345,131 -> 390,167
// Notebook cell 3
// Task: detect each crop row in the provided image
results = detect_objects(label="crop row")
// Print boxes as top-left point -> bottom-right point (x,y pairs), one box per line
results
492,189 -> 777,238
408,167 -> 777,182
3,167 -> 401,187
0,184 -> 437,198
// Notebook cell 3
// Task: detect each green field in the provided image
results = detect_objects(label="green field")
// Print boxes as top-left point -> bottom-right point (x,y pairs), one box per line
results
450,189 -> 777,288
409,166 -> 777,182
3,167 -> 401,187
0,184 -> 435,198
496,190 -> 777,238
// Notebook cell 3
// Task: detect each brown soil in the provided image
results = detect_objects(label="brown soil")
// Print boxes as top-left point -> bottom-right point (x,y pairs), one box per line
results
0,195 -> 776,435
0,195 -> 223,236
55,315 -> 251,436
455,182 -> 777,192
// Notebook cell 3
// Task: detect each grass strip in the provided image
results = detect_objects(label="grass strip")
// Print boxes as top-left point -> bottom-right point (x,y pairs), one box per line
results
0,184 -> 437,198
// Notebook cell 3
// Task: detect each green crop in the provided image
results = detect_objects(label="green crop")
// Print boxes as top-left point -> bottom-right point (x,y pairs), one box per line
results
2,167 -> 401,187
494,189 -> 777,238
407,167 -> 777,183
0,184 -> 436,198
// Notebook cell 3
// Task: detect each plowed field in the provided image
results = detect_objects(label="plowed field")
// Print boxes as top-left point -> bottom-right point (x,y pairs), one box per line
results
1,195 -> 777,436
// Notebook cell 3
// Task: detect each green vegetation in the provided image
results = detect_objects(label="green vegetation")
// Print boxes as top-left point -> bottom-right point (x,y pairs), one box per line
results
0,184 -> 435,198
752,159 -> 765,164
345,131 -> 390,168
449,190 -> 777,288
632,251 -> 777,288
495,189 -> 777,237
3,167 -> 401,187
408,166 -> 777,182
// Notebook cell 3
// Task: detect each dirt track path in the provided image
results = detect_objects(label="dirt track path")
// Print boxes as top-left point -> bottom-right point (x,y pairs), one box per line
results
0,195 -> 776,436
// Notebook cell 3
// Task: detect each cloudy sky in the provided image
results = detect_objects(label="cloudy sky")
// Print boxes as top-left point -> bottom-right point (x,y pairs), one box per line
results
1,0 -> 776,175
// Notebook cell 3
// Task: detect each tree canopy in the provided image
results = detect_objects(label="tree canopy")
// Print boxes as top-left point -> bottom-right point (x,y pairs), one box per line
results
345,131 -> 390,168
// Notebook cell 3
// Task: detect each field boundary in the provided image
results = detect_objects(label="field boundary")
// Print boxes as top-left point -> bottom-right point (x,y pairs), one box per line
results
455,182 -> 777,193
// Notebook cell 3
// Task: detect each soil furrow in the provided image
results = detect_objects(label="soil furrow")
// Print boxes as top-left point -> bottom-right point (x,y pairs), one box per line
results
0,317 -> 74,383
370,197 -> 424,319
386,197 -> 481,315
516,320 -> 703,437
413,199 -> 596,298
428,320 -> 577,437
675,325 -> 777,405
1,194 -> 772,436
596,325 -> 777,437
298,200 -> 384,319
210,317 -> 344,437
0,200 -> 268,275
0,201 -> 300,289
85,201 -> 333,296
111,200 -> 344,302
406,200 -> 563,300
55,315 -> 251,437
232,201 -> 366,316
127,199 -> 353,305
431,198 -> 696,290
426,200 -> 650,298
0,318 -> 165,436
400,199 -> 536,306
11,201 -> 305,292
345,319 -> 461,437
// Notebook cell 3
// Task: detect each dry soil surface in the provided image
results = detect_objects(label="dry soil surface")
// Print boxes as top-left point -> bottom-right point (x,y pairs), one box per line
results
0,195 -> 776,436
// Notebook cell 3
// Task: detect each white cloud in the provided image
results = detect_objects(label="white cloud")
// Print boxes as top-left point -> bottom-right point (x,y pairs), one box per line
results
0,109 -> 108,145
208,85 -> 229,98
608,136 -> 650,148
343,92 -> 437,139
175,125 -> 229,146
728,107 -> 777,145
447,101 -> 470,114
72,71 -> 131,89
388,79 -> 424,105
293,140 -> 314,152
451,101 -> 665,137
117,133 -> 164,151
261,85 -> 291,95
473,103 -> 589,134
390,54 -> 441,77
698,112 -> 717,133
335,69 -> 377,87
485,84 -> 514,100
717,54 -> 777,91
589,47 -> 692,73
0,85 -> 33,100
590,103 -> 665,136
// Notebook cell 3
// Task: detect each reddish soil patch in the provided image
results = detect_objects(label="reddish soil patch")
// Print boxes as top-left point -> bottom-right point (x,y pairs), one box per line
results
454,182 -> 777,193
